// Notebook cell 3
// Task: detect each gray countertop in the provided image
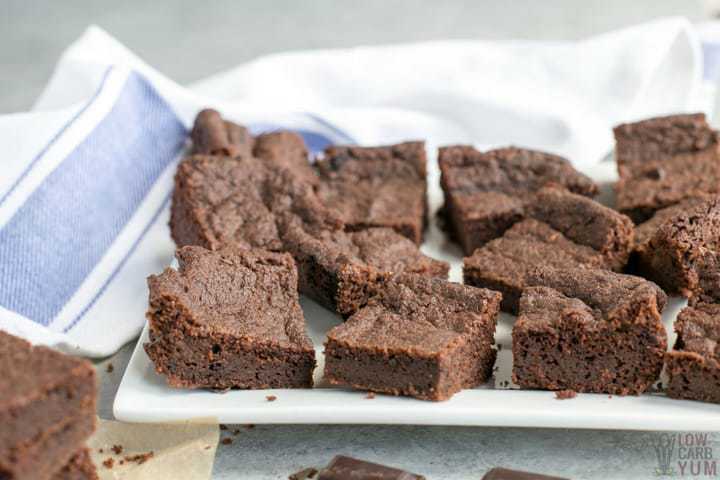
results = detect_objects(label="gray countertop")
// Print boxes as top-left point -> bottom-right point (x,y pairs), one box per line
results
5,1 -> 719,478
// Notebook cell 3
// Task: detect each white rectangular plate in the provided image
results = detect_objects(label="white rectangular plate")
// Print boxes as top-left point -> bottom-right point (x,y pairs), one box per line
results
114,160 -> 720,430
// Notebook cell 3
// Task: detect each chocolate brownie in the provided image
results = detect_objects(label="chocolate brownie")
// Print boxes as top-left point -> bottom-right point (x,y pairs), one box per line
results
315,142 -> 427,244
317,455 -> 425,480
0,331 -> 97,480
324,274 -> 500,401
144,246 -> 316,390
512,267 -> 667,395
614,113 -> 720,222
483,467 -> 568,480
280,217 -> 449,312
631,196 -> 720,298
439,146 -> 598,254
52,448 -> 97,480
665,303 -> 720,403
170,153 -> 339,251
191,109 -> 254,158
253,130 -> 319,186
464,188 -> 634,313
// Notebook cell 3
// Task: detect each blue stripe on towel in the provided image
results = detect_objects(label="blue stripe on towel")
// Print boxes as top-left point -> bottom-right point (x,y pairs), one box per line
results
0,72 -> 187,326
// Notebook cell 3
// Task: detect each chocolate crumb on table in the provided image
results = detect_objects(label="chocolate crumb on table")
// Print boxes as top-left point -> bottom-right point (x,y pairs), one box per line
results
144,246 -> 316,390
482,466 -> 569,479
102,458 -> 114,470
325,273 -> 500,401
221,438 -> 233,446
105,363 -> 114,373
630,196 -> 720,299
439,145 -> 598,255
0,331 -> 97,480
665,302 -> 720,404
111,445 -> 123,455
512,267 -> 667,395
614,113 -> 720,222
554,390 -> 577,400
464,187 -> 634,313
316,455 -> 425,480
266,395 -> 277,402
315,142 -> 428,244
123,452 -> 154,465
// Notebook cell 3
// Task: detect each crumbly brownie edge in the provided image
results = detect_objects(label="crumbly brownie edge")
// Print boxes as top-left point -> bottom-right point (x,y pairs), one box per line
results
51,448 -> 98,480
0,411 -> 96,480
145,297 -> 315,390
323,334 -> 495,401
665,351 -> 720,403
0,361 -> 96,463
512,287 -> 667,395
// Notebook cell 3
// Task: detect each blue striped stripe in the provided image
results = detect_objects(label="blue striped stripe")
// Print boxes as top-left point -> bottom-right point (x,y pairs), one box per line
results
0,72 -> 187,325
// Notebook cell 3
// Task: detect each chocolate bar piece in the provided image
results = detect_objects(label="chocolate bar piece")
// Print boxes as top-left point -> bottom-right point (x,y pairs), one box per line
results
324,273 -> 500,401
316,142 -> 427,244
0,331 -> 97,480
317,455 -> 425,480
483,467 -> 568,480
439,146 -> 597,254
614,113 -> 720,222
144,246 -> 316,390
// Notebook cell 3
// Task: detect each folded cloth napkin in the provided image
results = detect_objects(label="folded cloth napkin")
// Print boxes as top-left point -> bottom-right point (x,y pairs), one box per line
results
0,18 -> 706,357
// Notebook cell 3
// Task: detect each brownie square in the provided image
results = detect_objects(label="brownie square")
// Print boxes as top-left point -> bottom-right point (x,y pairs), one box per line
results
191,109 -> 318,185
52,448 -> 97,480
144,246 -> 316,390
0,331 -> 97,480
315,142 -> 427,244
614,113 -> 720,222
464,187 -> 634,313
324,274 -> 501,401
280,217 -> 449,312
665,303 -> 720,403
170,153 -> 340,252
439,146 -> 598,255
512,267 -> 667,395
631,196 -> 720,298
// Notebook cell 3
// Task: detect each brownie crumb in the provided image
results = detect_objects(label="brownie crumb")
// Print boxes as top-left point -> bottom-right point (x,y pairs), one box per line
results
555,389 -> 577,400
266,395 -> 277,402
123,452 -> 154,465
111,444 -> 123,455
219,424 -> 228,430
102,458 -> 114,469
106,363 -> 114,373
221,438 -> 233,445
119,460 -> 125,466
98,448 -> 104,454
289,467 -> 319,480
365,392 -> 376,399
204,445 -> 211,450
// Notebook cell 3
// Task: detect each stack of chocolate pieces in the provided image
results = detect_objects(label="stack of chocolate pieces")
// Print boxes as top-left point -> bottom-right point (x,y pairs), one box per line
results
0,331 -> 97,480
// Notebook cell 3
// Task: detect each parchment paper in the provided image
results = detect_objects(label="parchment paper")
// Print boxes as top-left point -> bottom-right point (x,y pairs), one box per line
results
87,418 -> 219,480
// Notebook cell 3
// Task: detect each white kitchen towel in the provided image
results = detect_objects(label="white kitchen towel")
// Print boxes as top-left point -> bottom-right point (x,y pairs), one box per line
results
0,18 -> 706,356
